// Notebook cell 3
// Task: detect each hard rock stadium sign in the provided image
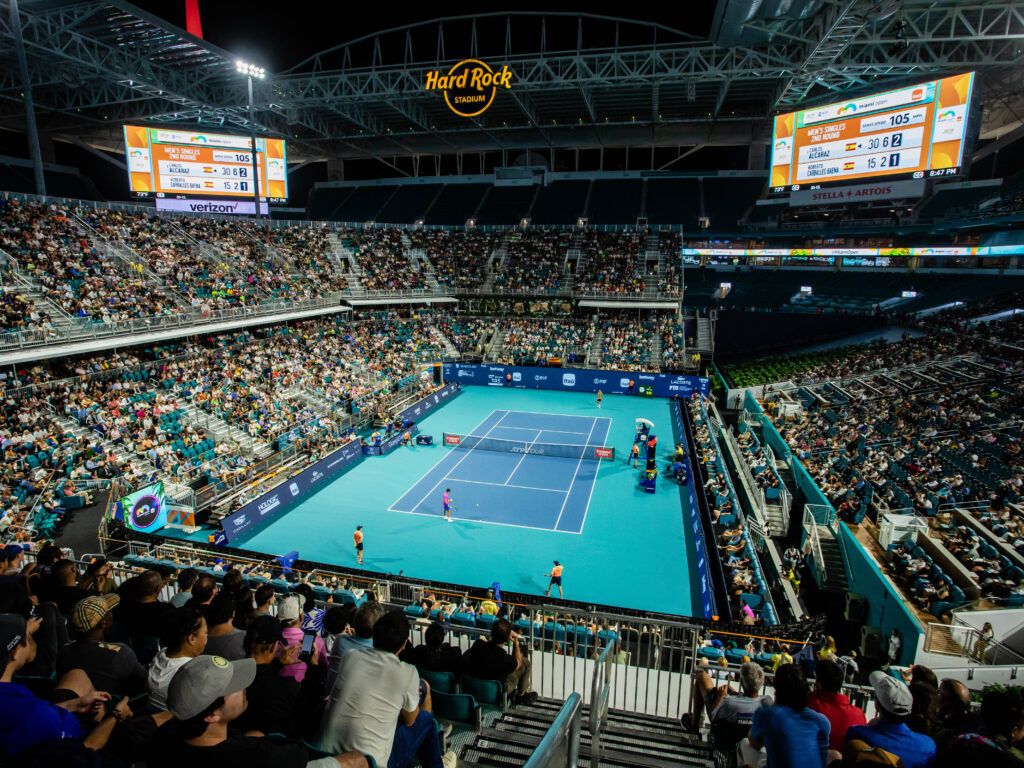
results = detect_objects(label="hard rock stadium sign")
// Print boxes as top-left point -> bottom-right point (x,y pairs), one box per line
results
424,59 -> 513,118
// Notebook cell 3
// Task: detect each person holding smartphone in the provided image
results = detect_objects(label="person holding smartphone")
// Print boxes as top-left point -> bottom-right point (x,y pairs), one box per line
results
277,595 -> 326,683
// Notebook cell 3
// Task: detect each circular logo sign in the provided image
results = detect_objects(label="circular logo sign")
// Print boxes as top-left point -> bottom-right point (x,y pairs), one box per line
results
424,59 -> 513,118
130,494 -> 161,530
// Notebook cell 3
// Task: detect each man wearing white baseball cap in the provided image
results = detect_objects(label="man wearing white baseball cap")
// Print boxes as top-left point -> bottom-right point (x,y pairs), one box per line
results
844,670 -> 936,768
152,654 -> 368,768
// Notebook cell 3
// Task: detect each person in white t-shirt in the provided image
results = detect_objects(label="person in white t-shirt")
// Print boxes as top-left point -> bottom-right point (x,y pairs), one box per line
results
315,610 -> 456,768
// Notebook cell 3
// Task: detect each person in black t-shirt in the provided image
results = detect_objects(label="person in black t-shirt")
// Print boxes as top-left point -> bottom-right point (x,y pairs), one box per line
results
401,621 -> 462,676
58,593 -> 147,698
114,570 -> 175,642
48,559 -> 95,617
461,619 -> 536,704
150,654 -> 366,768
233,615 -> 327,739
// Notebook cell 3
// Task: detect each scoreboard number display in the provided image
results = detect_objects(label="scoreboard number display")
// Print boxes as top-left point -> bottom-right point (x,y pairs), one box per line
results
124,125 -> 288,203
770,73 -> 975,192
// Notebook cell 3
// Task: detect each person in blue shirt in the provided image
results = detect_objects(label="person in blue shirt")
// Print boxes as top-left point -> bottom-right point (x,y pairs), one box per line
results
744,663 -> 830,768
845,671 -> 936,768
0,612 -> 131,759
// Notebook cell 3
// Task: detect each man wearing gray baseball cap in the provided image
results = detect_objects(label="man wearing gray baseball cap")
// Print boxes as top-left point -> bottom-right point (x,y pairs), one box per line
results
150,654 -> 368,768
844,670 -> 936,768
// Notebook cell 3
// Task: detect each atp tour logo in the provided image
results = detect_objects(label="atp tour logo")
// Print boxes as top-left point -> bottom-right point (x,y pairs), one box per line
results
424,59 -> 514,118
129,494 -> 161,530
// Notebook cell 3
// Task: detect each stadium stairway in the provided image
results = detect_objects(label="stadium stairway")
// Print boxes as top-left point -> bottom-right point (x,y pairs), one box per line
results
0,259 -> 80,333
431,323 -> 460,359
649,333 -> 662,370
460,697 -> 714,768
815,526 -> 850,592
179,402 -> 269,459
695,317 -> 713,354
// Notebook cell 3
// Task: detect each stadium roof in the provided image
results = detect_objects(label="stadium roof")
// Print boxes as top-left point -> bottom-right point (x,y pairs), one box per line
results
1,0 -> 1023,163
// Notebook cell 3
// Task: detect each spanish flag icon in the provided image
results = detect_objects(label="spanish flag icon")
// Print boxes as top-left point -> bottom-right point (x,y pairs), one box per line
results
843,161 -> 855,170
203,167 -> 213,173
845,143 -> 857,151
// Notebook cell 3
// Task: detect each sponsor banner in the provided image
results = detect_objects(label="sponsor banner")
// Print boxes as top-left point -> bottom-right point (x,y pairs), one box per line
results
788,178 -> 924,206
396,382 -> 461,425
442,364 -> 710,399
594,447 -> 614,460
155,197 -> 270,215
445,434 -> 462,446
362,426 -> 419,457
220,439 -> 363,544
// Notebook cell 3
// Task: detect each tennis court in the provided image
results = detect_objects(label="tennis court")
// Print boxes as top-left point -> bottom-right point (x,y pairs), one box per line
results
208,387 -> 699,615
390,409 -> 612,533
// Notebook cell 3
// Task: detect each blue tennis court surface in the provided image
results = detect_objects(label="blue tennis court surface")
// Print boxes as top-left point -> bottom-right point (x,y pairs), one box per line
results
390,409 -> 612,533
202,387 -> 699,615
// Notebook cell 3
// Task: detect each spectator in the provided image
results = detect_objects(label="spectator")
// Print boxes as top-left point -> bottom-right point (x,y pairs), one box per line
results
222,569 -> 255,630
929,678 -> 982,749
202,592 -> 246,661
907,665 -> 938,736
152,653 -> 366,768
48,558 -> 95,616
1,543 -> 25,575
171,568 -> 199,608
253,583 -> 277,617
147,606 -> 208,711
114,570 -> 175,642
57,594 -> 147,698
316,609 -> 456,768
401,621 -> 462,675
235,614 -> 327,739
461,618 -> 537,705
935,689 -> 1024,767
744,664 -> 829,768
0,613 -> 132,760
845,671 -> 936,768
277,594 -> 327,683
807,659 -> 866,753
326,601 -> 385,690
186,573 -> 218,609
683,661 -> 772,738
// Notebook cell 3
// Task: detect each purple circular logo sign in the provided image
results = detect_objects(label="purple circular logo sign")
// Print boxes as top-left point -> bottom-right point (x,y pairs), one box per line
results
130,494 -> 161,530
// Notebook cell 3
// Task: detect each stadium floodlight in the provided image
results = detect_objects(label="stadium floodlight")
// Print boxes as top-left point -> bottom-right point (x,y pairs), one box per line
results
235,59 -> 268,219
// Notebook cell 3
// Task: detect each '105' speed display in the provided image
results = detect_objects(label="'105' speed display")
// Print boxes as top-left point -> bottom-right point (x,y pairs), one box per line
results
770,73 -> 975,192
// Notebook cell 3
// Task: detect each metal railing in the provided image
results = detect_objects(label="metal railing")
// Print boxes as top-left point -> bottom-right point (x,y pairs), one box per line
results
523,693 -> 582,768
804,506 -> 827,585
925,621 -> 1024,666
589,641 -> 614,767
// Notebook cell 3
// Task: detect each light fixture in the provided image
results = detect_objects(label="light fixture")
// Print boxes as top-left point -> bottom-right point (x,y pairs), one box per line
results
235,60 -> 266,79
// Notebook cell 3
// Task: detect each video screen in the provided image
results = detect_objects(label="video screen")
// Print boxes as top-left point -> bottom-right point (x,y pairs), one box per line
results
769,73 -> 975,192
123,125 -> 288,203
121,481 -> 168,534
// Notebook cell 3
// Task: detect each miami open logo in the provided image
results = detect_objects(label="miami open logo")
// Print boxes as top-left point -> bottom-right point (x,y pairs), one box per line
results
424,59 -> 513,118
130,493 -> 161,530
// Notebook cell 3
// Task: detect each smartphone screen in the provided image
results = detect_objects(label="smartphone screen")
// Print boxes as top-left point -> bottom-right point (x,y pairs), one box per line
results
300,632 -> 315,658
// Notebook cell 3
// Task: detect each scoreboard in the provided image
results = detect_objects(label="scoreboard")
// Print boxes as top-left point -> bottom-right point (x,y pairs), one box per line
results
123,125 -> 288,203
769,73 -> 975,193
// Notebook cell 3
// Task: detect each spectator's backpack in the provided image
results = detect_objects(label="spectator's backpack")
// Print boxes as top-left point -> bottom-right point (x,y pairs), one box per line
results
844,738 -> 904,767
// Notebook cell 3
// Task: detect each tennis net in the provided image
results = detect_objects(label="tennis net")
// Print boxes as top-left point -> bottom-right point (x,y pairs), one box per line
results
443,432 -> 615,461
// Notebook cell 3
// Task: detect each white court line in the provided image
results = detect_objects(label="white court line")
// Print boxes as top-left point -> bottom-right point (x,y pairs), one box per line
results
506,409 -> 607,422
502,428 -> 543,485
395,409 -> 510,513
448,477 -> 568,494
384,504 -> 584,535
553,418 -> 598,531
495,426 -> 590,436
574,417 -> 613,534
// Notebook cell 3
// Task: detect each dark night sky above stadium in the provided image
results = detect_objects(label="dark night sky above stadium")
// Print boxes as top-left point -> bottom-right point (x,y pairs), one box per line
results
131,1 -> 716,72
